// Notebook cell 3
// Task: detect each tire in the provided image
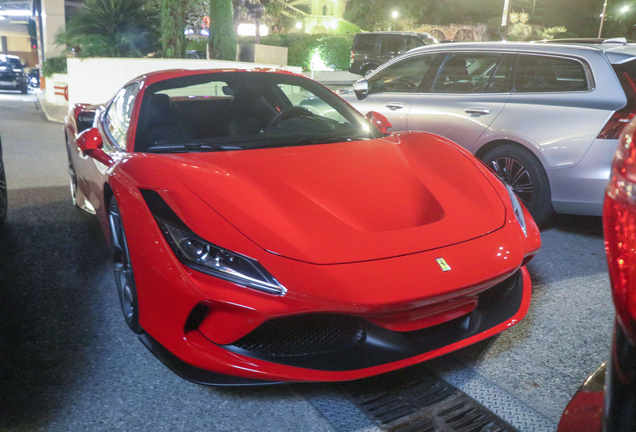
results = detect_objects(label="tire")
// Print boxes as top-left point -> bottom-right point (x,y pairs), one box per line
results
66,145 -> 80,208
482,144 -> 554,227
109,198 -> 143,334
0,148 -> 6,228
19,84 -> 28,94
362,65 -> 377,77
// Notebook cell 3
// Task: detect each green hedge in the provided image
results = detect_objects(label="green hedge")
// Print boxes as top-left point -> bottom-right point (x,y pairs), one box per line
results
42,56 -> 68,78
239,33 -> 355,70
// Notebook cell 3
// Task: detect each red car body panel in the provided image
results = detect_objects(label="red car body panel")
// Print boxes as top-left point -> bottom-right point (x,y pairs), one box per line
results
64,68 -> 540,384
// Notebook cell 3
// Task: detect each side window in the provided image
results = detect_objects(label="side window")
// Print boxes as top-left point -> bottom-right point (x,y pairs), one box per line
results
368,54 -> 441,93
105,83 -> 139,150
380,36 -> 402,55
404,37 -> 423,52
278,84 -> 349,123
514,54 -> 589,92
355,35 -> 378,52
432,53 -> 503,93
485,54 -> 514,93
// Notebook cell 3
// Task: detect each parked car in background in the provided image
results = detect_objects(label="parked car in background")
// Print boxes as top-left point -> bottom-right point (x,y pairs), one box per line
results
339,40 -> 636,227
348,31 -> 438,77
0,135 -> 6,227
27,67 -> 40,89
186,50 -> 206,59
64,68 -> 539,385
557,117 -> 636,432
0,54 -> 28,94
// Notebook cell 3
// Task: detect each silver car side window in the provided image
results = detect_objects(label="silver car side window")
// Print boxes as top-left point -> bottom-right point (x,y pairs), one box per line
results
514,54 -> 589,92
485,54 -> 514,93
368,54 -> 440,94
432,53 -> 504,93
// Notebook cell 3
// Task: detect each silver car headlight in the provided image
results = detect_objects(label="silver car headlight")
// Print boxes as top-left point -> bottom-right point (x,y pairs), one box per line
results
506,185 -> 527,237
157,218 -> 286,295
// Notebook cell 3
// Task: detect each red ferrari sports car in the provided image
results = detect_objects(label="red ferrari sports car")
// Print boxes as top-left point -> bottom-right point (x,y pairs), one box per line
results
64,68 -> 540,385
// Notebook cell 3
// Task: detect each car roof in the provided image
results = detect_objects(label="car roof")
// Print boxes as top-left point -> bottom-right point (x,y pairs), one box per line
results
129,67 -> 304,87
357,31 -> 434,38
406,41 -> 636,63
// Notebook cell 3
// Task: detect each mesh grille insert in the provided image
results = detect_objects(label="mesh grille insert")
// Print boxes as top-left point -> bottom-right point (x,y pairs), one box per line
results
232,314 -> 366,357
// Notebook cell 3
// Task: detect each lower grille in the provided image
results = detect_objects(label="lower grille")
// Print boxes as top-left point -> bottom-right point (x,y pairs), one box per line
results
232,314 -> 366,357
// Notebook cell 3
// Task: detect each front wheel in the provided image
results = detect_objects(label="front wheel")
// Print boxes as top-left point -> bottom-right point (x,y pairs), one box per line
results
66,147 -> 80,208
362,65 -> 377,77
482,144 -> 554,227
0,150 -> 7,227
109,198 -> 143,334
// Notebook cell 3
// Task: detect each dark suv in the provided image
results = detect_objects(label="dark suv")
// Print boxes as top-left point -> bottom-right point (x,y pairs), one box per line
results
0,54 -> 27,94
348,31 -> 437,77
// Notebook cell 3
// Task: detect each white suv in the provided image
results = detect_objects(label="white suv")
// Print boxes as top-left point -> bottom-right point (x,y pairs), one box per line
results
340,40 -> 636,226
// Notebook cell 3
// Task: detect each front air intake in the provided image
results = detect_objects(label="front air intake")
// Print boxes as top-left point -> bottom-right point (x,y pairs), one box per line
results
232,314 -> 366,357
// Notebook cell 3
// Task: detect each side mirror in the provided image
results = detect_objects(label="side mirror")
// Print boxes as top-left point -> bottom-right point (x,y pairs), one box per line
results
353,79 -> 369,100
366,111 -> 392,134
76,127 -> 113,166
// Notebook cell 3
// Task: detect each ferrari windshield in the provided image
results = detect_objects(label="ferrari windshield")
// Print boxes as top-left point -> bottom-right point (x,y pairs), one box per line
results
134,71 -> 382,153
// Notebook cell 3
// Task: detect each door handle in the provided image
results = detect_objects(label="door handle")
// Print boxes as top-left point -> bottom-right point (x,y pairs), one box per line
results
464,108 -> 491,116
386,102 -> 405,110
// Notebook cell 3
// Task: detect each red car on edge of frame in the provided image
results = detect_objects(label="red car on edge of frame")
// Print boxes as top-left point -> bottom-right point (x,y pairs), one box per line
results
64,69 -> 540,385
558,117 -> 636,432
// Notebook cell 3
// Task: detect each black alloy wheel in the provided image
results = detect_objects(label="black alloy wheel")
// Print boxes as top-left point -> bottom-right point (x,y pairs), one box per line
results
482,144 -> 554,228
0,146 -> 6,227
109,198 -> 143,334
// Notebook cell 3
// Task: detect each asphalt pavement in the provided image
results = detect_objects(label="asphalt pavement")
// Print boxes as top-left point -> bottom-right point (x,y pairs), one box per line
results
0,89 -> 615,432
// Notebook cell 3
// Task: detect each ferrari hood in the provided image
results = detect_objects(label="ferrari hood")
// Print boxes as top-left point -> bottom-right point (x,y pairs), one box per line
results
163,133 -> 506,264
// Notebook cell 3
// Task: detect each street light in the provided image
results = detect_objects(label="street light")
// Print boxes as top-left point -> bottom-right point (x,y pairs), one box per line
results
599,0 -> 609,38
392,10 -> 398,31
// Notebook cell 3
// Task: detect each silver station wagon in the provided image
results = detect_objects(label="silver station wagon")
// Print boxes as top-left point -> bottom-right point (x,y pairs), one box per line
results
339,40 -> 636,226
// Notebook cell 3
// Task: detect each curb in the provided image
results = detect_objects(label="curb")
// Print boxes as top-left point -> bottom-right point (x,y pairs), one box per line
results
34,90 -> 65,124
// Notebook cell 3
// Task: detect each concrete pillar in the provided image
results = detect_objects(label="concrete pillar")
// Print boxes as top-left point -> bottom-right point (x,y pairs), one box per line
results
40,0 -> 65,60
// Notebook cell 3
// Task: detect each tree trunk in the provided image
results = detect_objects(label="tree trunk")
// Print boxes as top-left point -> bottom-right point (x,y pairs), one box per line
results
161,0 -> 186,58
209,0 -> 238,60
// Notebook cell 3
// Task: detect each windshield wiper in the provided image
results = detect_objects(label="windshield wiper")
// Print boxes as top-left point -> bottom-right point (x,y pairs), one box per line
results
146,143 -> 242,153
251,135 -> 366,149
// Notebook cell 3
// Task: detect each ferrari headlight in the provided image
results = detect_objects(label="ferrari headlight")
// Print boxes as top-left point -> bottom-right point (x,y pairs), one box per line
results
506,185 -> 527,237
157,218 -> 286,295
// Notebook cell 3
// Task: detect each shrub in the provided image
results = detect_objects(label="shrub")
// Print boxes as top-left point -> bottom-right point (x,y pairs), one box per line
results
317,35 -> 354,70
244,33 -> 353,70
42,56 -> 68,78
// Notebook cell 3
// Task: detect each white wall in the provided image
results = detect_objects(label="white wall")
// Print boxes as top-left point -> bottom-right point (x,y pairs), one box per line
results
41,0 -> 66,58
67,57 -> 302,106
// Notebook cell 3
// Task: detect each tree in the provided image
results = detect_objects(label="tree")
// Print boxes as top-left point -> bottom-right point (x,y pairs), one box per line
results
508,10 -> 533,41
161,0 -> 187,57
209,0 -> 237,60
56,0 -> 159,57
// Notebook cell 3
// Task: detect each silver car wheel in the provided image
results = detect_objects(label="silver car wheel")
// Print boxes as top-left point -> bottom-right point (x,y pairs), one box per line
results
488,157 -> 533,209
483,144 -> 554,227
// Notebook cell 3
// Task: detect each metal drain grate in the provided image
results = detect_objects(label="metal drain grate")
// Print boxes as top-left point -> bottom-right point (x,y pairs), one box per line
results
340,369 -> 520,432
